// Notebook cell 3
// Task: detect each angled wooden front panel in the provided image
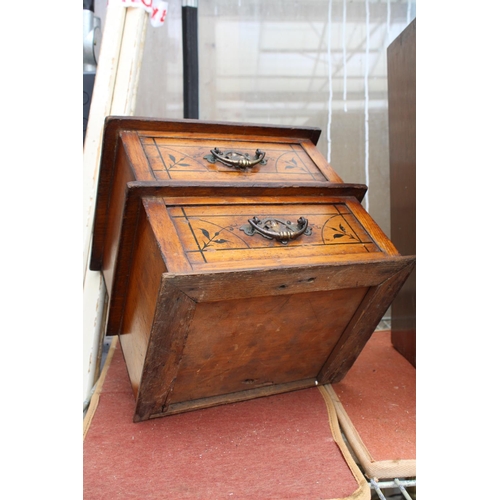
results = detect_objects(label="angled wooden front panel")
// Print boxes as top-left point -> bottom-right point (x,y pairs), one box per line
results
168,287 -> 368,403
135,257 -> 413,420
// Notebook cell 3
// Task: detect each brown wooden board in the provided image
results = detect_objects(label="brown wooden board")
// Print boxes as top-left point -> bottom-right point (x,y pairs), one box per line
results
388,19 -> 416,367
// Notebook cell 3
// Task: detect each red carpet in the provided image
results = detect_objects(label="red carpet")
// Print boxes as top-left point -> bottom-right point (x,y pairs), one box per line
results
84,341 -> 368,499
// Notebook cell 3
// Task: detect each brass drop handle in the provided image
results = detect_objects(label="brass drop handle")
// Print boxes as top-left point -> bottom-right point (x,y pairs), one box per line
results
240,216 -> 312,245
204,148 -> 267,170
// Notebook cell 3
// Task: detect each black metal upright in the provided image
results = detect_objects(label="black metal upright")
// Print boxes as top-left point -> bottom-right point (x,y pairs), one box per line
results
83,0 -> 100,144
182,1 -> 199,119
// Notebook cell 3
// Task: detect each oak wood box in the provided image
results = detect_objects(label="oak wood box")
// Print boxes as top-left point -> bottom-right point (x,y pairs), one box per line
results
90,117 -> 415,422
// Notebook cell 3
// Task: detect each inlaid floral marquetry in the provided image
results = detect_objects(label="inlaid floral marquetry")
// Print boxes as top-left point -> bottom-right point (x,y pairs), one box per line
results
166,202 -> 381,270
139,136 -> 328,182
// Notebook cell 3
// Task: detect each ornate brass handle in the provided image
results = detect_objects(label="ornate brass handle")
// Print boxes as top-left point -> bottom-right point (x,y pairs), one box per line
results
204,147 -> 267,170
240,216 -> 312,245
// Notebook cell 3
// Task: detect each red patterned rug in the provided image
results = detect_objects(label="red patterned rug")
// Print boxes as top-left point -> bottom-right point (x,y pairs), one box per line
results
84,340 -> 369,499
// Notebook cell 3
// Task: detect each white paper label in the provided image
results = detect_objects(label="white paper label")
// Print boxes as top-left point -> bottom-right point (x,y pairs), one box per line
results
110,0 -> 168,27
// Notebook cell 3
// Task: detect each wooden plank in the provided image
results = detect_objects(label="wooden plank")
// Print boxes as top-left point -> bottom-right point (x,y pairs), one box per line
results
167,287 -> 367,404
317,385 -> 371,500
181,251 -> 387,273
83,5 -> 127,276
162,257 -> 414,303
110,10 -> 148,115
159,195 -> 361,206
95,116 -> 323,146
128,181 -> 367,202
83,336 -> 119,441
155,378 -> 318,417
82,5 -> 148,402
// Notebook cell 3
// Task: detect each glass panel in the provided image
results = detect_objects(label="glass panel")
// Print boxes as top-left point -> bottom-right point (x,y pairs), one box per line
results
133,0 -> 416,236
136,0 -> 184,119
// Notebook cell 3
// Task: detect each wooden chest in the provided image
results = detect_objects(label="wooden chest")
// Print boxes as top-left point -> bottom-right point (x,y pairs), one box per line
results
90,117 -> 415,422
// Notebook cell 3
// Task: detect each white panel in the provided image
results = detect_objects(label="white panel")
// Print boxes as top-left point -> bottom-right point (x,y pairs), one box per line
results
83,6 -> 148,402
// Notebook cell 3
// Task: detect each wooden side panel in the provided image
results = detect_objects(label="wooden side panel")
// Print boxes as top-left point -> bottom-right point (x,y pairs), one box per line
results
301,140 -> 343,183
104,190 -> 143,335
120,131 -> 155,181
91,130 -> 151,279
317,257 -> 416,384
143,198 -> 192,273
90,133 -> 134,273
100,140 -> 137,293
388,19 -> 416,367
134,279 -> 197,422
119,206 -> 167,399
346,199 -> 399,256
